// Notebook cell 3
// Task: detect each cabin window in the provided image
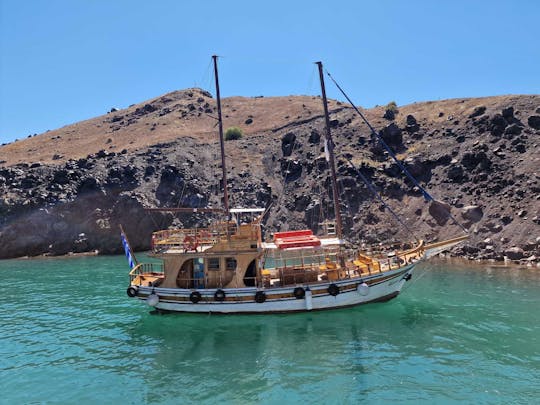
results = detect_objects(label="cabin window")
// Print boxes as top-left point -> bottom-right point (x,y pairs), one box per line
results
208,258 -> 220,271
226,258 -> 237,271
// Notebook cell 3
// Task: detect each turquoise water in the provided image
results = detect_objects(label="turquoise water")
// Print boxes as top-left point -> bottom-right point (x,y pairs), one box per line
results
1,256 -> 539,404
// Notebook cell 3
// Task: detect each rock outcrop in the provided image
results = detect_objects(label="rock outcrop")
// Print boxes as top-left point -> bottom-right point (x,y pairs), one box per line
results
0,92 -> 538,264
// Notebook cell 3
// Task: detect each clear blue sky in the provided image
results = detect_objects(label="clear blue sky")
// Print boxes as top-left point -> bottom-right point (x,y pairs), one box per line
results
1,0 -> 539,144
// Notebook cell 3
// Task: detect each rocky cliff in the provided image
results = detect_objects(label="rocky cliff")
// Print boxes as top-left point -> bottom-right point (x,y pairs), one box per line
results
1,89 -> 539,263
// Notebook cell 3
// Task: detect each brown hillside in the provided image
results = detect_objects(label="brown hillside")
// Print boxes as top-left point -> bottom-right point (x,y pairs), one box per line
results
2,89 -> 535,167
0,89 -> 538,263
0,88 -> 344,166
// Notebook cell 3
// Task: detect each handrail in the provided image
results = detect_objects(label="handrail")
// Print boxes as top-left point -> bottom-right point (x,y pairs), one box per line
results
424,235 -> 468,250
151,222 -> 238,252
423,235 -> 469,259
129,262 -> 163,275
129,263 -> 164,283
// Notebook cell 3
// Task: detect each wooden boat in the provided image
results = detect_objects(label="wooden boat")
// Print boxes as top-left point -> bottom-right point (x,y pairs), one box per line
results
122,57 -> 467,314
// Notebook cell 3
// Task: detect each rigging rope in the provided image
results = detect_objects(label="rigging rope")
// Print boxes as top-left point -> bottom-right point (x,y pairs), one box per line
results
325,69 -> 468,234
325,70 -> 434,201
345,158 -> 419,242
401,263 -> 431,293
305,64 -> 318,99
196,58 -> 214,93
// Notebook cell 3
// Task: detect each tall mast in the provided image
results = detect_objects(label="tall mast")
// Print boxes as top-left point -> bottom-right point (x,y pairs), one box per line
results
316,61 -> 343,240
213,55 -> 230,217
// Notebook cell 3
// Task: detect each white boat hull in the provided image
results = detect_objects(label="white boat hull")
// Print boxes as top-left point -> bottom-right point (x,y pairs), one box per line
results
129,264 -> 416,314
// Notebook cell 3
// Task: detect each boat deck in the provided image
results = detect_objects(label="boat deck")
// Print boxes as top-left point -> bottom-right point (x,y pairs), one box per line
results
131,273 -> 164,287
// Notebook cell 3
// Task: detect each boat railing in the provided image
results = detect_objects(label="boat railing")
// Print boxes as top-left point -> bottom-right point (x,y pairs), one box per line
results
278,264 -> 324,285
262,250 -> 357,286
176,274 -> 259,290
262,243 -> 424,287
348,240 -> 425,273
262,260 -> 357,287
151,222 -> 238,252
423,235 -> 468,258
129,262 -> 164,283
232,223 -> 261,241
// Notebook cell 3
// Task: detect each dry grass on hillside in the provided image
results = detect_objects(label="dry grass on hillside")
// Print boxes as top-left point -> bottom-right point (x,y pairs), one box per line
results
0,90 -> 536,167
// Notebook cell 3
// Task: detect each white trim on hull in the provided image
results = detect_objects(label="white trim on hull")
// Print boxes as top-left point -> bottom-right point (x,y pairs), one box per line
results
130,263 -> 416,314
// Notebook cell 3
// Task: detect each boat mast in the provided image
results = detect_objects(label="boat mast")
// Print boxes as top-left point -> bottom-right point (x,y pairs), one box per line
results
212,55 -> 230,218
316,61 -> 343,240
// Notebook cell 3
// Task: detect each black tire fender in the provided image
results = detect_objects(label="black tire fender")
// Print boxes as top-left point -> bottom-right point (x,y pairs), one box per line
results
255,291 -> 266,303
190,291 -> 202,303
293,287 -> 306,299
214,289 -> 226,302
127,286 -> 138,297
328,283 -> 340,296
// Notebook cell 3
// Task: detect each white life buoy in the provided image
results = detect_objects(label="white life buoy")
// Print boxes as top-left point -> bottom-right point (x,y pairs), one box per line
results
305,288 -> 313,311
357,282 -> 370,296
146,293 -> 159,307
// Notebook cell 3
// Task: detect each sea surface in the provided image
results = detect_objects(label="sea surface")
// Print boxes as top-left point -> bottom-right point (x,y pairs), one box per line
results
1,255 -> 539,404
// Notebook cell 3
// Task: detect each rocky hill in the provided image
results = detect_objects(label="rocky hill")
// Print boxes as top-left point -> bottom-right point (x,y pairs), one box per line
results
0,89 -> 539,264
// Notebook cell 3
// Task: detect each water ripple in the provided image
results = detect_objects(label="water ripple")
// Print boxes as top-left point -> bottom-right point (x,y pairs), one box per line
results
1,257 -> 539,403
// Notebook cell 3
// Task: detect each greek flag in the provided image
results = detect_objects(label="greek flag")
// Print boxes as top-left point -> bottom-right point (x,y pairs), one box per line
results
121,231 -> 135,269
